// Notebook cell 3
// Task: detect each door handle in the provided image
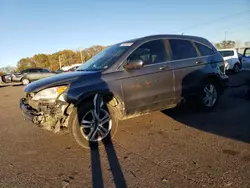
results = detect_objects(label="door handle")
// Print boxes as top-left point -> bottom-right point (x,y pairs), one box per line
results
196,61 -> 203,64
159,65 -> 169,70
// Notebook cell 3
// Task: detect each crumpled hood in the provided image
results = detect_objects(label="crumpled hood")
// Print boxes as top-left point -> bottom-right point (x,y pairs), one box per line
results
24,71 -> 97,93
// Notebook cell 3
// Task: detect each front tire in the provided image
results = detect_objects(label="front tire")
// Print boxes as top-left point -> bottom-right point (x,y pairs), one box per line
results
68,94 -> 118,149
198,80 -> 220,110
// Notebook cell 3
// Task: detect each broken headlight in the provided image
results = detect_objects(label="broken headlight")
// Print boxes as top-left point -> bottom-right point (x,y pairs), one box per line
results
32,86 -> 67,101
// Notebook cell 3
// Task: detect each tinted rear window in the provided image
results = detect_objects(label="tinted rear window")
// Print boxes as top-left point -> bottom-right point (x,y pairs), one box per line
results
194,42 -> 214,56
169,39 -> 198,60
219,50 -> 234,57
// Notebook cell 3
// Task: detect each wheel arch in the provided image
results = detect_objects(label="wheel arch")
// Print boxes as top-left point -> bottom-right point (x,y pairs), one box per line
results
75,90 -> 122,106
21,75 -> 29,81
68,90 -> 124,121
201,74 -> 223,94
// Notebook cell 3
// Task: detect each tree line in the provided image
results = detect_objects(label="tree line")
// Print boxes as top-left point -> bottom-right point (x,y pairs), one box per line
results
16,45 -> 106,72
214,40 -> 236,49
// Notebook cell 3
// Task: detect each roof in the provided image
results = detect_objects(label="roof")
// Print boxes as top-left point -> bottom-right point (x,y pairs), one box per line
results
121,34 -> 211,47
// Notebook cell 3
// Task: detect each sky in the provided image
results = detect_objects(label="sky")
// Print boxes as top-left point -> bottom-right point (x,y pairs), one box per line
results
0,0 -> 250,67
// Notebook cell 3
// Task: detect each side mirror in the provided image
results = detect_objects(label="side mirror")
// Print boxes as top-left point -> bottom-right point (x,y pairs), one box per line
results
123,59 -> 144,70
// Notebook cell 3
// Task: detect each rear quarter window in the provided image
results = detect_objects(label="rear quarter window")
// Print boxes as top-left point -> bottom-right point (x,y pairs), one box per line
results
194,42 -> 215,56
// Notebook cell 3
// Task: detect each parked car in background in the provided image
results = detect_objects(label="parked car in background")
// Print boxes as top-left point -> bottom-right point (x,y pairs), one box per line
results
218,49 -> 241,73
61,64 -> 82,72
20,34 -> 228,148
238,53 -> 243,63
66,66 -> 79,72
12,68 -> 56,85
1,73 -> 12,83
55,69 -> 65,74
55,66 -> 80,74
242,48 -> 250,71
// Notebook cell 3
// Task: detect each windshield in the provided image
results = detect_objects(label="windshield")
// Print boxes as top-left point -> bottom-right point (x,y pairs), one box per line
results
77,43 -> 131,71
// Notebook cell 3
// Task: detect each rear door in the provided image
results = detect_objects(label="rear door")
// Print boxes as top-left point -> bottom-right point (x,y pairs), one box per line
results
168,39 -> 206,100
242,48 -> 250,70
120,39 -> 175,114
39,69 -> 55,79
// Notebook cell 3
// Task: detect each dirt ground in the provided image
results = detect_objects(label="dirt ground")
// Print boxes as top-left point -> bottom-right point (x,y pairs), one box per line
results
0,72 -> 250,188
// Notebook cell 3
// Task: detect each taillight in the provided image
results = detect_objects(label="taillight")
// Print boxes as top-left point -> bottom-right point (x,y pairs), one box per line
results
224,61 -> 228,67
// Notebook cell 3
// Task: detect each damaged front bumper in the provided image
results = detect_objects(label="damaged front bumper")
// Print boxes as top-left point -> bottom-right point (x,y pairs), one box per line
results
20,98 -> 43,122
20,97 -> 71,133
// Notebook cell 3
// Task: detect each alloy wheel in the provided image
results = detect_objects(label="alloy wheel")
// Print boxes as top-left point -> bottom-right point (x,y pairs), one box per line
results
80,94 -> 112,142
202,84 -> 217,107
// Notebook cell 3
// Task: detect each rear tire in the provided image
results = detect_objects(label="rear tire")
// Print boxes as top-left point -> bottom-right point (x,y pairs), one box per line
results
198,80 -> 220,110
233,64 -> 240,73
21,78 -> 30,85
68,94 -> 118,149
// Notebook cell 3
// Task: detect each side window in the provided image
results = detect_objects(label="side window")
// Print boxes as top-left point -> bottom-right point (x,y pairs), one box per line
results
29,69 -> 39,73
194,42 -> 214,56
169,39 -> 198,60
21,69 -> 29,74
244,49 -> 250,57
40,69 -> 50,73
127,40 -> 167,66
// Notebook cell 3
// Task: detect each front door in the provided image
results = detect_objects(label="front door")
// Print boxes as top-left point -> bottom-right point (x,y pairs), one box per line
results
242,48 -> 250,70
119,39 -> 175,115
28,69 -> 41,81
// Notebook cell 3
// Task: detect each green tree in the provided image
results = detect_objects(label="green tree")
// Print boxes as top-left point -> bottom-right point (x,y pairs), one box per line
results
215,40 -> 236,49
32,54 -> 50,68
16,45 -> 107,71
16,58 -> 33,71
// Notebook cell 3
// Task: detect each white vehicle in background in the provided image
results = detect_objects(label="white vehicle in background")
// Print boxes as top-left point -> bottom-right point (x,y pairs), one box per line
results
218,49 -> 241,73
61,63 -> 82,71
242,48 -> 250,71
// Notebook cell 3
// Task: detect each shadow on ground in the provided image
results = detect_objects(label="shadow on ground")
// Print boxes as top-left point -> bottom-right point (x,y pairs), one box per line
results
0,85 -> 8,88
12,83 -> 23,87
0,83 -> 23,88
89,136 -> 127,188
163,91 -> 250,144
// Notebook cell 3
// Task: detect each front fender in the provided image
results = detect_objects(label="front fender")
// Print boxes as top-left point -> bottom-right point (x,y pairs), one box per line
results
67,90 -> 123,107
